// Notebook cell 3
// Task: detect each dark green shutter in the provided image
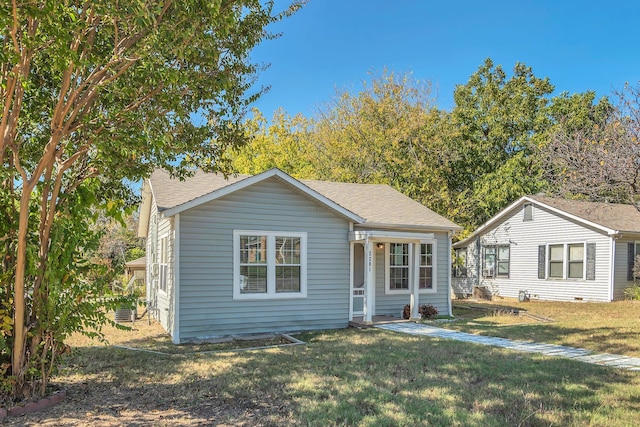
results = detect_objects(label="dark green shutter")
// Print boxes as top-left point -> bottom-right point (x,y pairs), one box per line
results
538,245 -> 546,279
586,243 -> 596,280
629,243 -> 635,281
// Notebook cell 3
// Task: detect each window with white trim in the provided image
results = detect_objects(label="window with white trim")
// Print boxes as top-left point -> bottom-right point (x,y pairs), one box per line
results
389,243 -> 410,291
419,243 -> 434,290
482,245 -> 509,278
546,243 -> 586,279
234,231 -> 306,299
159,234 -> 168,293
567,244 -> 584,279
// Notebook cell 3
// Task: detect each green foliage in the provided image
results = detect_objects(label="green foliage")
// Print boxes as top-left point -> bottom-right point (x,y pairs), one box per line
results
444,58 -> 555,229
624,284 -> 640,301
1,0 -> 303,402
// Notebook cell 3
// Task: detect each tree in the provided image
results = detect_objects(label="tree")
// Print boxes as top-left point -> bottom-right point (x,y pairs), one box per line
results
542,84 -> 638,203
444,58 -> 555,230
231,108 -> 317,178
1,0 -> 301,400
307,70 -> 452,212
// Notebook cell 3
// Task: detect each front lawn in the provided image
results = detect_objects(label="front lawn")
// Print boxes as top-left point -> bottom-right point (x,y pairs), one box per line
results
447,299 -> 640,357
6,309 -> 640,427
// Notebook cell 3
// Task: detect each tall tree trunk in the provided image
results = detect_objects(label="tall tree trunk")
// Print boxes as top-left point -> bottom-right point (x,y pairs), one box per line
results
11,188 -> 32,387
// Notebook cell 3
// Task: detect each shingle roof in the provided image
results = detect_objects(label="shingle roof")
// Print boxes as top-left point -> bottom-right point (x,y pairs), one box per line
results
454,195 -> 640,248
301,179 -> 459,229
149,169 -> 249,212
148,169 -> 460,231
530,196 -> 640,234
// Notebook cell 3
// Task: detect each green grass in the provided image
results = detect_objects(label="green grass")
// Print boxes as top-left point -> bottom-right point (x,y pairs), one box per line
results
447,300 -> 640,357
9,311 -> 640,426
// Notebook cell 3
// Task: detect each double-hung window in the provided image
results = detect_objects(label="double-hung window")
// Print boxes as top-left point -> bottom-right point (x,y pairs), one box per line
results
482,245 -> 510,278
546,243 -> 586,279
388,243 -> 410,292
234,230 -> 307,300
419,243 -> 434,290
567,244 -> 584,279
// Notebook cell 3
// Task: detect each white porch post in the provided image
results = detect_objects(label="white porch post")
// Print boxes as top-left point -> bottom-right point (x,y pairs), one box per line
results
411,242 -> 420,319
363,238 -> 375,324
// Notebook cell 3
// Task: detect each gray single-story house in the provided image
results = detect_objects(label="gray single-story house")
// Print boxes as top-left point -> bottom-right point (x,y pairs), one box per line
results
138,168 -> 461,343
452,195 -> 640,302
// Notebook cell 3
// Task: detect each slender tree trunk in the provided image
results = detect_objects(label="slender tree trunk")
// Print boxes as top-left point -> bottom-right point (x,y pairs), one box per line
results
11,188 -> 32,386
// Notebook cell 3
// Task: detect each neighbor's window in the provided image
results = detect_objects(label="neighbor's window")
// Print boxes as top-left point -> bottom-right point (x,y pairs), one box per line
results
482,245 -> 510,278
389,243 -> 410,291
548,244 -> 564,278
234,231 -> 306,299
567,243 -> 585,279
453,247 -> 467,278
482,246 -> 496,278
419,243 -> 433,290
496,245 -> 510,278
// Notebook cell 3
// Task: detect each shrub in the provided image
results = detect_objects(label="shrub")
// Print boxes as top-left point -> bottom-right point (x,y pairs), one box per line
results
624,284 -> 640,301
419,304 -> 439,319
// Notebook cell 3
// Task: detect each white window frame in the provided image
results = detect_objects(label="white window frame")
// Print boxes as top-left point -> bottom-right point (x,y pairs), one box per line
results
546,242 -> 586,280
385,243 -> 412,295
419,240 -> 437,294
158,233 -> 169,295
233,230 -> 307,300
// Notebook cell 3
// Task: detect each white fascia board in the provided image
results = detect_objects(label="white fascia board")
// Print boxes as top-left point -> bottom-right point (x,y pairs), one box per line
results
358,222 -> 463,232
161,168 -> 364,223
349,230 -> 435,242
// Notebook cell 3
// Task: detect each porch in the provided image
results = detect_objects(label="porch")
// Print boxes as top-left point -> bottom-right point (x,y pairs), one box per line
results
349,229 -> 438,323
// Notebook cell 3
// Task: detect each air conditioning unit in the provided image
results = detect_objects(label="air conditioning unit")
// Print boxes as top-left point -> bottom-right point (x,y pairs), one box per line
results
482,268 -> 494,278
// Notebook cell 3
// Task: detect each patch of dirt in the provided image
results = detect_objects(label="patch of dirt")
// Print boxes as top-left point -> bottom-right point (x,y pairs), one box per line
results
2,316 -> 301,426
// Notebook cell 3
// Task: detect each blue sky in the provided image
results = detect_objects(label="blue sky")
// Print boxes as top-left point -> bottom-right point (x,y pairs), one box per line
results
249,0 -> 640,118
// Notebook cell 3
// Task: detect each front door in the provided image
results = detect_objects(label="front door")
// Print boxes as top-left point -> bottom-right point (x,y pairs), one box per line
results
352,243 -> 365,315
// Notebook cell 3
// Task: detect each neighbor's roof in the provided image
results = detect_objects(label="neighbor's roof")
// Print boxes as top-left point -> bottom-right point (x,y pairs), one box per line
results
141,168 -> 460,233
125,256 -> 146,268
529,196 -> 640,234
454,195 -> 640,248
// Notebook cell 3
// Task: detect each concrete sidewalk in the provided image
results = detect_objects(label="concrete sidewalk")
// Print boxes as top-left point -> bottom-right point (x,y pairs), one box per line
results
376,322 -> 640,371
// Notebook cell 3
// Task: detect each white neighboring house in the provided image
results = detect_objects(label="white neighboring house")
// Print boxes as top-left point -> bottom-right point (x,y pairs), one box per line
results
452,196 -> 640,302
138,168 -> 461,343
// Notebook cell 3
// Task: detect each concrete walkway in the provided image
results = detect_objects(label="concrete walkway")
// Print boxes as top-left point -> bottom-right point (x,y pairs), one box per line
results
376,322 -> 640,372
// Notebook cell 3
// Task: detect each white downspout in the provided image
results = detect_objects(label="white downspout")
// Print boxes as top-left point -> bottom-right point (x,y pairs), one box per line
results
172,214 -> 181,344
609,235 -> 616,302
447,231 -> 453,317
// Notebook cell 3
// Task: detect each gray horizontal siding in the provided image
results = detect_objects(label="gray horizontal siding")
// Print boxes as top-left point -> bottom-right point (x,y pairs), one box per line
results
468,203 -> 613,302
177,177 -> 351,340
613,239 -> 637,300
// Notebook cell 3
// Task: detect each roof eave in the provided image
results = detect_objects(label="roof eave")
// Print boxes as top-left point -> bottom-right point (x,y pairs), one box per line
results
357,222 -> 462,232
